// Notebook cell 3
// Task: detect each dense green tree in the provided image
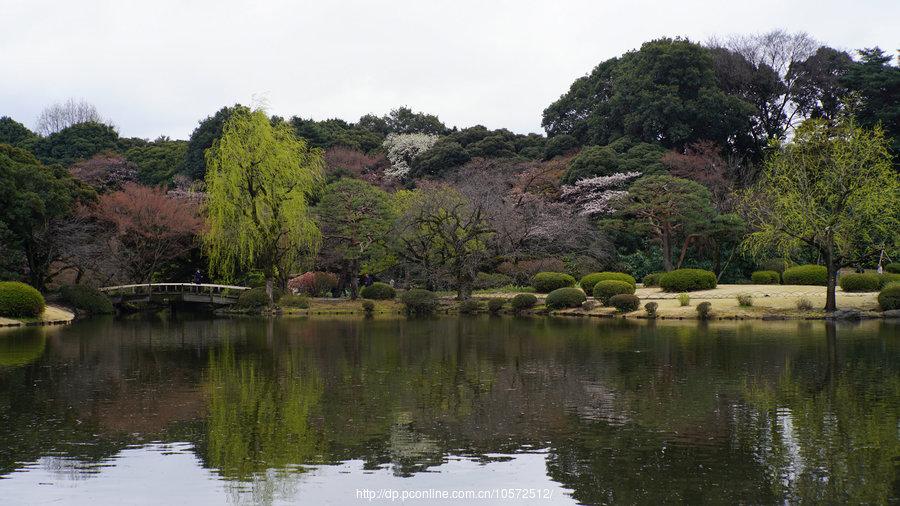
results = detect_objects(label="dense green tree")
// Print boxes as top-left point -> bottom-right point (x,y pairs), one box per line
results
741,119 -> 898,311
0,117 -> 38,150
562,140 -> 666,184
125,137 -> 188,186
289,116 -> 383,152
181,105 -> 246,180
544,38 -> 755,151
542,134 -> 578,160
204,108 -> 324,301
394,185 -> 493,298
466,134 -> 516,158
316,179 -> 395,298
0,144 -> 90,289
409,140 -> 470,178
33,121 -> 120,167
383,106 -> 448,135
627,175 -> 718,272
841,48 -> 900,156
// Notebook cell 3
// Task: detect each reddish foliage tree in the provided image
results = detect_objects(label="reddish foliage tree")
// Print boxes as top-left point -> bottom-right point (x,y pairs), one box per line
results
90,183 -> 204,282
69,152 -> 138,193
323,146 -> 393,188
661,141 -> 734,210
288,271 -> 339,297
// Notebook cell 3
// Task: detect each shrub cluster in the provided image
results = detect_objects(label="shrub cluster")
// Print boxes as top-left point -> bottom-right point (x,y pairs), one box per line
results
0,282 -> 46,318
592,280 -> 635,304
279,294 -> 309,308
580,272 -> 635,293
642,272 -> 663,287
757,258 -> 793,274
236,287 -> 271,309
360,282 -> 396,300
878,283 -> 900,311
879,273 -> 900,288
510,293 -> 538,312
531,272 -> 576,293
736,294 -> 753,307
474,272 -> 514,290
288,271 -> 339,296
796,297 -> 813,310
696,301 -> 712,320
487,298 -> 505,314
885,263 -> 900,274
751,270 -> 780,285
839,273 -> 881,292
545,287 -> 586,309
782,265 -> 827,286
400,289 -> 440,315
644,301 -> 658,318
458,299 -> 482,314
659,269 -> 717,292
58,284 -> 113,314
361,300 -> 375,316
608,294 -> 640,313
677,293 -> 691,306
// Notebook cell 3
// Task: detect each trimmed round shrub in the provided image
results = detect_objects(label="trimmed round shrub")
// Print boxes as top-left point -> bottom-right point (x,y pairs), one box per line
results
758,258 -> 793,274
279,294 -> 309,308
474,272 -> 514,290
642,272 -> 663,287
510,293 -> 538,311
360,282 -> 396,300
751,270 -> 780,285
487,298 -> 505,314
644,301 -> 658,318
839,273 -> 881,293
0,282 -> 46,318
608,294 -> 640,313
659,269 -> 717,292
400,289 -> 440,315
885,262 -> 900,274
696,301 -> 713,320
236,287 -> 271,309
458,299 -> 482,314
58,284 -> 113,314
879,273 -> 900,288
531,272 -> 576,293
782,265 -> 827,286
877,283 -> 900,311
592,280 -> 635,304
545,287 -> 586,309
580,272 -> 636,293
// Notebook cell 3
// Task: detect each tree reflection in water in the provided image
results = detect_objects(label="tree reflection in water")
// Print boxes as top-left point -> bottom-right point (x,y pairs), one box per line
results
0,316 -> 896,504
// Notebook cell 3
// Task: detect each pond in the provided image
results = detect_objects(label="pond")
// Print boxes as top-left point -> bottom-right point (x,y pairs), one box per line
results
0,316 -> 897,505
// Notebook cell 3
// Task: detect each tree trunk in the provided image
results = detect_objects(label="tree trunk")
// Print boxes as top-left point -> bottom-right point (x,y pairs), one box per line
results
824,243 -> 837,312
349,267 -> 359,300
265,276 -> 275,305
661,232 -> 673,272
457,275 -> 472,300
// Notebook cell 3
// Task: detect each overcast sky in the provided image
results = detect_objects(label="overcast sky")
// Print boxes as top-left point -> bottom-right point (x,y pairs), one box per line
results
2,0 -> 897,140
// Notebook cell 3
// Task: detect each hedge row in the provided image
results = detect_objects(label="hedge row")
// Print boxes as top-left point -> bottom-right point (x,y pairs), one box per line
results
659,269 -> 717,292
751,271 -> 780,284
879,283 -> 900,311
782,265 -> 827,285
59,284 -> 114,314
839,273 -> 880,292
580,272 -> 635,293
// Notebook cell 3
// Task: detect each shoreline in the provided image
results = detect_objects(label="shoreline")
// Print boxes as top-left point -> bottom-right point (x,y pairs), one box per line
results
0,305 -> 76,328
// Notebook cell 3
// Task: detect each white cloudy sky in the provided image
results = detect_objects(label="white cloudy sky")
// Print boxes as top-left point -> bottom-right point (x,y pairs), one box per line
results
2,0 -> 897,140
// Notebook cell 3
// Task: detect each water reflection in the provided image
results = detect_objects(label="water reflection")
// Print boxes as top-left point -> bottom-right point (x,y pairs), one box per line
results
0,316 -> 897,504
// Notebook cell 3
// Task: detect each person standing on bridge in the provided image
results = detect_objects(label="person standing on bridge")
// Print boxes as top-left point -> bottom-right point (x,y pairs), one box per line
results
193,269 -> 204,285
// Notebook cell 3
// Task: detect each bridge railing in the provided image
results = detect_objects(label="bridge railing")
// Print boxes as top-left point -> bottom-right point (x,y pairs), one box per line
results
99,283 -> 251,299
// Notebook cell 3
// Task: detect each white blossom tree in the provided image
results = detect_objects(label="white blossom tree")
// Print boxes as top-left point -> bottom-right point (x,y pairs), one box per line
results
383,133 -> 438,179
559,171 -> 641,215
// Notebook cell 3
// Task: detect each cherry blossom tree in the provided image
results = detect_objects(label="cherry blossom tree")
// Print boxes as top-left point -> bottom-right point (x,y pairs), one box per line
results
383,133 -> 438,179
559,172 -> 641,215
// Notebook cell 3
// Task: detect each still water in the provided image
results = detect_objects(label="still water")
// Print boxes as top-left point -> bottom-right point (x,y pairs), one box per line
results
0,316 -> 897,505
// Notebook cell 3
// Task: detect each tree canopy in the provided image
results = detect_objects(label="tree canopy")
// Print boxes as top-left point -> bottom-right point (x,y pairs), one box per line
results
204,108 -> 324,300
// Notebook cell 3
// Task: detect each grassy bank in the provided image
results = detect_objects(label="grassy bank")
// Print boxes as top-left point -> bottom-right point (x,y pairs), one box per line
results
0,305 -> 75,328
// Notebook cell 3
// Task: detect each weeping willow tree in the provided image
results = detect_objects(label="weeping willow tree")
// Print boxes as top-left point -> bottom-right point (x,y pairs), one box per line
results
204,108 -> 323,301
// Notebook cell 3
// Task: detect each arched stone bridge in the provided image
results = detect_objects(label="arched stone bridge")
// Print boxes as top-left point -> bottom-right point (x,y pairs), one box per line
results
98,283 -> 250,306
